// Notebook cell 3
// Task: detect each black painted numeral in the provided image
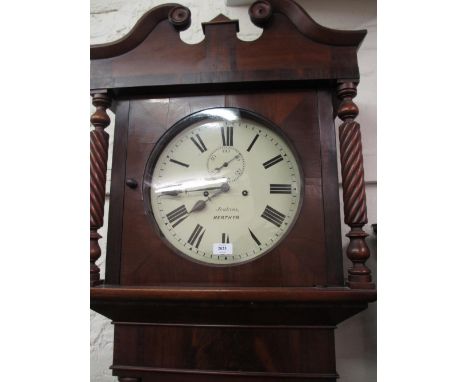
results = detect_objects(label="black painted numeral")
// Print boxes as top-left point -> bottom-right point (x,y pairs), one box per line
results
221,126 -> 233,146
248,228 -> 261,246
191,134 -> 207,153
246,134 -> 259,152
261,205 -> 286,227
263,155 -> 283,169
188,224 -> 205,248
166,205 -> 189,227
270,184 -> 292,194
221,233 -> 230,243
169,158 -> 190,168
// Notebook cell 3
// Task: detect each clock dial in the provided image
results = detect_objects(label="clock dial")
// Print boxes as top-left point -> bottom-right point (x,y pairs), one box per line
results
145,108 -> 303,265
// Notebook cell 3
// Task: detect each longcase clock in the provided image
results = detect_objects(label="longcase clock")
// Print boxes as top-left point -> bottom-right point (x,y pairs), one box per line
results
90,1 -> 376,381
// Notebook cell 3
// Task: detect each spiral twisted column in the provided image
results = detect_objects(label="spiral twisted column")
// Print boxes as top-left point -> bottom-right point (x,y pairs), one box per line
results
337,81 -> 374,289
90,92 -> 111,286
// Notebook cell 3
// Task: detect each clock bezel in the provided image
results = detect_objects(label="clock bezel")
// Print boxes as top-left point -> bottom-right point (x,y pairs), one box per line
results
142,106 -> 305,267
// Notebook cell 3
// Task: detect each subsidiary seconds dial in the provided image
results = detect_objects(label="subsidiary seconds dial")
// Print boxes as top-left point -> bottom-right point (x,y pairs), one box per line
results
144,108 -> 303,265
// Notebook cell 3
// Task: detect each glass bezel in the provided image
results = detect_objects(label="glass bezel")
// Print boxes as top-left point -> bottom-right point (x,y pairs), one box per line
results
142,107 -> 304,266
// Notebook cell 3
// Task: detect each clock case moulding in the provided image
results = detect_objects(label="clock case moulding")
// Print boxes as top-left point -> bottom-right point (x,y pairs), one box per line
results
90,1 -> 376,381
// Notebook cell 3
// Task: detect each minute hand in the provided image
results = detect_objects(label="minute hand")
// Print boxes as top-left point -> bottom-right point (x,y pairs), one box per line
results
161,184 -> 224,196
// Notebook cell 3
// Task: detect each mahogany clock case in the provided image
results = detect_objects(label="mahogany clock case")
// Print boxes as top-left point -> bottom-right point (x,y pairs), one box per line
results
90,2 -> 376,381
107,88 -> 343,287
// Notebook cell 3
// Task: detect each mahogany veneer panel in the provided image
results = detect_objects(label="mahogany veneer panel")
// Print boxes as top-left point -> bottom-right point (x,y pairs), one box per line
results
117,89 -> 341,286
113,323 -> 337,380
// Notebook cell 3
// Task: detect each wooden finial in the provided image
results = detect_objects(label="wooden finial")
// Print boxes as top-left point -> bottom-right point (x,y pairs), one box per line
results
249,1 -> 273,27
168,6 -> 191,31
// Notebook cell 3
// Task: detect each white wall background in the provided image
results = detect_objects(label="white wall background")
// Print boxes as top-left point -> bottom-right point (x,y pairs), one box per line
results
90,1 -> 377,381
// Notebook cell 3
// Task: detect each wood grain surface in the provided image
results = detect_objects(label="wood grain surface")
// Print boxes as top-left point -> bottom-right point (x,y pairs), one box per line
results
117,90 -> 340,287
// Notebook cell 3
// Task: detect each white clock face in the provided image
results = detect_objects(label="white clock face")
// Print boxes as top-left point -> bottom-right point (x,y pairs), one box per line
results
145,108 -> 303,265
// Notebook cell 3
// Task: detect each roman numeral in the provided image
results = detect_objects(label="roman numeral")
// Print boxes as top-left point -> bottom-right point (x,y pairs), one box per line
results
166,205 -> 189,227
169,158 -> 190,168
263,154 -> 283,169
261,205 -> 286,227
221,126 -> 233,146
191,134 -> 207,153
270,184 -> 292,194
246,134 -> 259,152
188,224 -> 205,248
221,233 -> 230,243
248,228 -> 261,246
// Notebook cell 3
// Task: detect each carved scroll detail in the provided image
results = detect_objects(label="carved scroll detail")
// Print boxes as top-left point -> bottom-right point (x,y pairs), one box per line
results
90,92 -> 111,286
337,81 -> 374,289
91,4 -> 191,59
248,0 -> 366,46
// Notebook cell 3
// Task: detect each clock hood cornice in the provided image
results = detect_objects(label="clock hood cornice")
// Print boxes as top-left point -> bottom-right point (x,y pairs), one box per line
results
90,0 -> 366,95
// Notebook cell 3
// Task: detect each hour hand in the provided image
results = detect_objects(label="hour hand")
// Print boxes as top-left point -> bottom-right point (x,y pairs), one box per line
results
189,183 -> 230,213
189,199 -> 206,213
